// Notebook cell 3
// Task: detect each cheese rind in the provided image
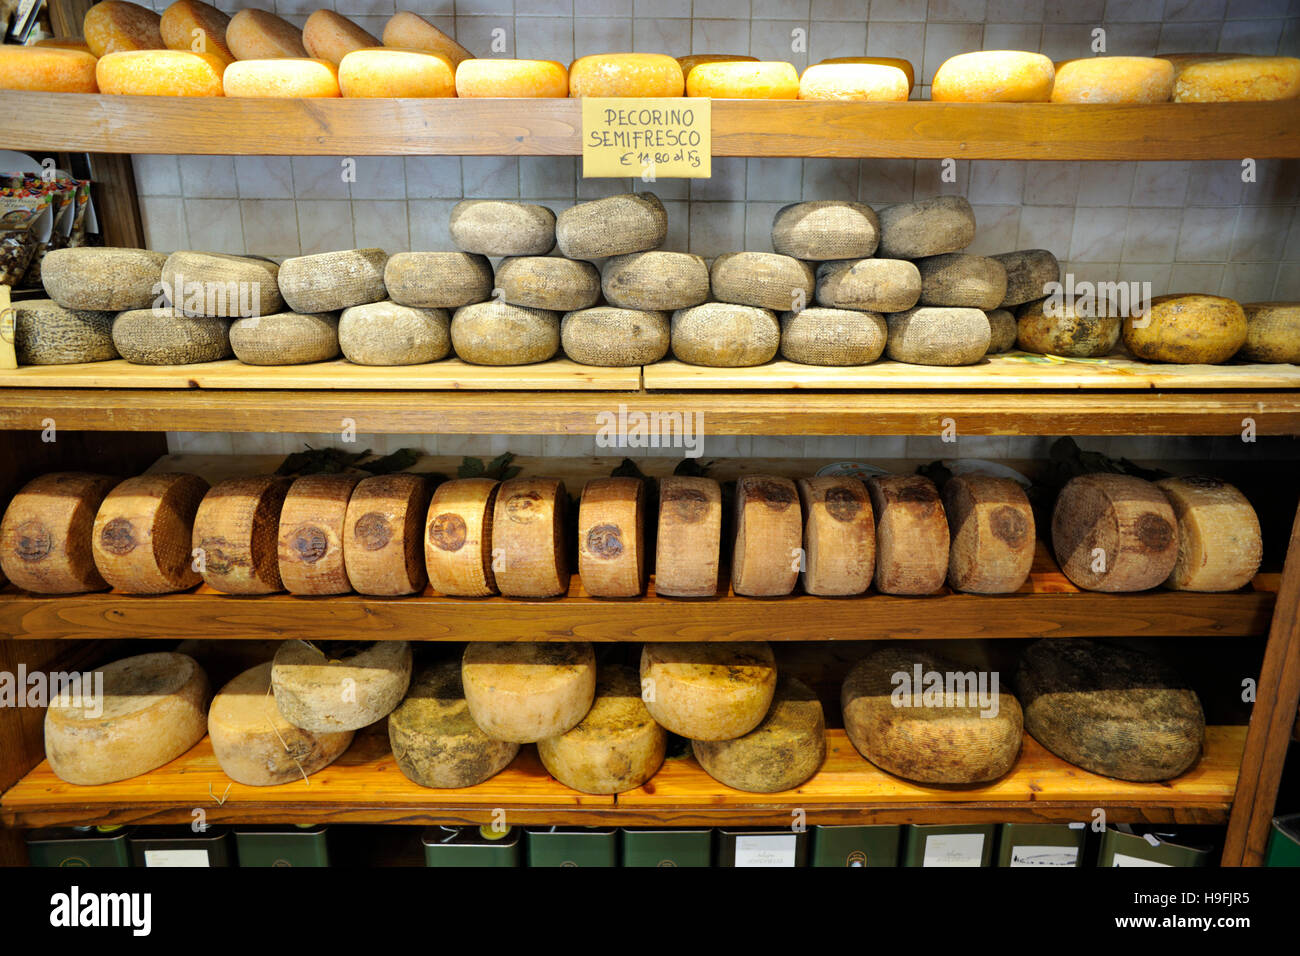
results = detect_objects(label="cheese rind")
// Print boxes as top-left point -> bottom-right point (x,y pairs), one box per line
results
272,639 -> 413,732
990,249 -> 1060,308
780,307 -> 887,366
491,477 -> 569,597
670,303 -> 780,367
160,0 -> 233,64
450,200 -> 556,257
225,8 -> 309,60
1016,298 -> 1121,358
1051,473 -> 1179,592
83,0 -> 164,57
230,311 -> 340,366
13,300 -> 117,365
338,301 -> 450,366
338,47 -> 455,97
677,53 -> 757,78
1122,293 -> 1247,365
561,307 -> 670,367
223,57 -> 340,97
456,58 -> 568,97
985,309 -> 1017,353
343,474 -> 430,596
886,307 -> 991,366
932,50 -> 1055,102
1,473 -> 117,594
384,252 -> 493,309
0,47 -> 99,93
424,478 -> 498,597
1164,53 -> 1300,102
797,476 -> 875,596
569,52 -> 684,97
555,192 -> 666,260
655,476 -> 722,597
867,474 -> 949,595
1238,302 -> 1300,364
1156,476 -> 1262,593
685,60 -> 798,98
92,472 -> 210,594
876,196 -> 976,259
771,201 -> 880,260
732,475 -> 802,597
640,642 -> 777,741
916,253 -> 1009,311
711,252 -> 815,312
192,476 -> 291,594
96,48 -> 228,95
461,642 -> 596,743
577,477 -> 645,598
382,11 -> 471,65
303,10 -> 378,66
601,251 -> 709,312
277,474 -> 359,595
278,248 -> 388,313
496,256 -> 601,312
798,62 -> 909,101
111,309 -> 233,365
943,474 -> 1035,594
451,301 -> 560,365
161,251 -> 283,317
815,258 -> 921,313
42,247 -> 168,312
1052,56 -> 1173,103
818,55 -> 915,90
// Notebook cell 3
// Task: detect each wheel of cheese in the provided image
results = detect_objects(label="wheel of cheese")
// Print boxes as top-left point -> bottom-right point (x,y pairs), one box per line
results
655,476 -> 722,598
797,476 -> 874,596
555,192 -> 666,260
223,57 -> 340,96
670,303 -> 779,367
111,309 -> 232,365
731,476 -> 801,597
1156,476 -> 1261,593
866,474 -> 949,595
278,248 -> 388,313
779,307 -> 887,366
710,252 -> 815,312
91,473 -> 209,594
425,478 -> 498,597
886,307 -> 991,366
13,300 -> 117,365
578,477 -> 645,598
685,60 -> 798,98
96,48 -> 226,95
384,251 -> 492,309
210,662 -> 353,786
456,58 -> 568,97
876,196 -> 976,260
343,474 -> 429,596
561,307 -> 669,367
692,675 -> 825,793
990,249 -> 1060,308
842,646 -> 1023,784
1122,293 -> 1247,365
230,311 -> 339,365
678,53 -> 757,78
496,256 -> 601,312
943,474 -> 1034,594
798,62 -> 909,101
162,251 -> 283,317
600,251 -> 709,311
985,309 -> 1017,353
0,47 -> 99,93
1017,638 -> 1204,782
276,474 -> 359,595
451,301 -> 560,366
538,664 -> 666,794
42,247 -> 167,312
272,639 -> 412,731
932,50 -> 1055,102
819,55 -> 916,90
1051,474 -> 1179,593
771,201 -> 879,261
461,642 -> 596,743
44,652 -> 208,786
1164,53 -> 1300,103
382,11 -> 472,65
303,10 -> 377,66
491,477 -> 568,598
339,47 -> 455,97
226,8 -> 309,60
569,52 -> 683,97
815,258 -> 921,313
338,301 -> 450,365
388,661 -> 519,789
639,642 -> 776,740
916,254 -> 1008,311
161,0 -> 233,64
1017,298 -> 1120,358
1052,56 -> 1172,103
193,476 -> 291,594
0,473 -> 117,594
450,200 -> 556,257
1239,302 -> 1300,363
83,0 -> 163,57
34,38 -> 93,52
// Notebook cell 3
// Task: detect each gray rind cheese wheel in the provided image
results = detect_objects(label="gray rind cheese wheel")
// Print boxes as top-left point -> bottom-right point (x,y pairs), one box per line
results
210,662 -> 354,787
230,311 -> 340,365
876,196 -> 976,259
492,477 -> 568,598
343,473 -> 429,596
44,652 -> 209,786
388,661 -> 519,789
112,309 -> 232,365
13,300 -> 117,365
1122,293 -> 1247,365
41,247 -> 168,311
192,475 -> 291,594
161,251 -> 284,317
1,472 -> 117,594
779,307 -> 887,366
277,474 -> 359,595
1051,473 -> 1179,592
985,308 -> 1017,353
383,252 -> 493,309
461,642 -> 597,744
710,252 -> 815,311
555,192 -> 666,260
425,478 -> 498,597
692,674 -> 825,793
338,301 -> 451,366
578,477 -> 645,598
1238,302 -> 1300,363
1156,476 -> 1262,592
537,664 -> 666,794
91,472 -> 210,594
797,476 -> 874,596
942,474 -> 1035,594
1016,299 -> 1120,358
815,258 -> 921,313
990,249 -> 1060,308
278,248 -> 388,313
601,251 -> 709,311
842,646 -> 1023,784
451,301 -> 560,365
732,475 -> 801,597
640,642 -> 777,741
561,307 -> 670,366
655,476 -> 722,597
1017,638 -> 1204,782
885,307 -> 991,366
670,303 -> 779,367
771,200 -> 880,260
916,253 -> 1009,310
867,474 -> 949,595
450,200 -> 556,257
271,639 -> 413,732
495,256 -> 601,312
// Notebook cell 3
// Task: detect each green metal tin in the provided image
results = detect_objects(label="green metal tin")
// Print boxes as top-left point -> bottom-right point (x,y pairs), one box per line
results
810,825 -> 900,867
127,826 -> 233,867
1265,815 -> 1300,867
1097,827 -> 1213,867
903,824 -> 996,867
621,828 -> 712,867
423,826 -> 522,867
26,827 -> 132,868
526,827 -> 618,867
234,825 -> 330,867
717,828 -> 808,867
997,823 -> 1086,868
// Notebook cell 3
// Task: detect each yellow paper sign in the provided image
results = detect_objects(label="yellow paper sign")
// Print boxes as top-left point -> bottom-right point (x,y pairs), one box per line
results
581,98 -> 711,179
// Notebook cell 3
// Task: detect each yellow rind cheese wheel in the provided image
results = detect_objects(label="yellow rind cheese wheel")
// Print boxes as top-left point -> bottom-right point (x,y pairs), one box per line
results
456,58 -> 568,97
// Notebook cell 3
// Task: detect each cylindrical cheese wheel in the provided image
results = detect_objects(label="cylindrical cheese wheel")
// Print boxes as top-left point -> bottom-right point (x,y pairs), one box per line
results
193,475 -> 291,594
230,311 -> 339,365
13,300 -> 117,365
711,252 -> 815,312
932,50 -> 1055,102
338,301 -> 450,366
1239,302 -> 1300,363
451,301 -> 560,366
600,251 -> 709,311
425,478 -> 498,597
491,477 -> 568,598
1123,293 -> 1247,365
886,307 -> 991,366
639,642 -> 776,741
678,53 -> 757,78
771,201 -> 880,261
450,200 -> 556,257
92,473 -> 209,594
338,47 -> 455,97
685,60 -> 798,98
34,38 -> 94,52
496,256 -> 601,312
162,250 -> 283,318
210,662 -> 353,786
797,476 -> 874,596
1051,473 -> 1179,593
867,474 -> 949,595
161,0 -> 233,64
45,652 -> 208,786
303,9 -> 377,66
780,307 -> 887,366
384,251 -> 493,309
111,309 -> 232,365
272,639 -> 413,732
816,258 -> 921,313
278,248 -> 387,313
83,0 -> 163,57
1,473 -> 117,594
692,675 -> 825,793
671,303 -> 779,367
555,192 -> 666,260
820,55 -> 916,89
577,477 -> 645,598
42,247 -> 167,312
877,196 -> 976,259
1052,56 -> 1172,103
943,474 -> 1035,594
456,58 -> 568,97
461,642 -> 596,743
916,253 -> 1008,311
276,474 -> 359,595
388,661 -> 519,789
990,249 -> 1060,308
731,475 -> 801,597
655,476 -> 722,598
561,307 -> 669,367
225,8 -> 307,60
1017,298 -> 1120,358
1165,53 -> 1300,103
223,57 -> 340,97
569,52 -> 683,97
96,49 -> 227,96
0,47 -> 99,93
343,474 -> 429,596
798,62 -> 909,101
985,308 -> 1017,353
1156,476 -> 1262,593
382,11 -> 471,64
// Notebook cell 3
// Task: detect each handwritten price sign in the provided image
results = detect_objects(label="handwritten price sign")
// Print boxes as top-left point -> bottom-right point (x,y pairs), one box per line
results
581,98 -> 712,179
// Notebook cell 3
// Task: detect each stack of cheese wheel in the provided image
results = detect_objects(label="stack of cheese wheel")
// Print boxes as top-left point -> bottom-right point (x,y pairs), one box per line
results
0,473 -> 118,594
91,472 -> 210,594
461,642 -> 596,743
382,11 -> 472,65
271,638 -> 413,732
161,0 -> 234,64
1051,473 -> 1179,592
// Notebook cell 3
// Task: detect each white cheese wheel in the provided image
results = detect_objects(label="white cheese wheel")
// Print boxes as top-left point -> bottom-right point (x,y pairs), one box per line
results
1156,476 -> 1262,593
111,308 -> 233,365
797,476 -> 874,596
916,253 -> 1008,311
990,249 -> 1060,308
943,474 -> 1035,594
491,477 -> 568,598
382,11 -> 471,65
461,642 -> 596,743
192,475 -> 291,594
555,192 -> 667,260
1239,302 -> 1300,364
685,59 -> 798,98
985,309 -> 1017,353
272,639 -> 413,732
343,474 -> 429,596
867,474 -> 949,595
230,311 -> 340,366
425,478 -> 498,597
1051,473 -> 1179,592
561,307 -> 670,367
278,248 -> 388,314
577,477 -> 646,598
779,307 -> 887,366
92,472 -> 209,594
1017,298 -> 1120,358
450,200 -> 556,257
655,476 -> 722,598
277,474 -> 359,596
456,58 -> 568,97
711,252 -> 815,312
771,201 -> 880,260
876,196 -> 976,260
1,473 -> 117,594
338,301 -> 451,366
568,52 -> 683,97
1123,293 -> 1248,365
225,8 -> 308,60
303,9 -> 377,66
451,301 -> 560,366
384,251 -> 493,309
640,642 -> 777,741
815,258 -> 921,313
42,247 -> 168,312
13,300 -> 117,365
96,49 -> 227,96
886,307 -> 991,366
670,303 -> 780,367
1164,53 -> 1300,103
932,50 -> 1055,102
223,57 -> 340,97
496,256 -> 601,312
161,0 -> 234,64
83,0 -> 164,57
162,251 -> 283,317
732,475 -> 801,597
600,251 -> 710,311
1052,56 -> 1173,103
0,46 -> 99,93
798,61 -> 909,101
339,47 -> 455,97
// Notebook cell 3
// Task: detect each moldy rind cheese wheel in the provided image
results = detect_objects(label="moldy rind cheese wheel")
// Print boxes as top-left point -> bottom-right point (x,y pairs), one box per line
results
561,307 -> 670,367
1123,294 -> 1247,365
278,248 -> 388,313
771,201 -> 880,261
876,196 -> 976,260
601,251 -> 709,311
1017,298 -> 1120,358
492,477 -> 568,598
111,309 -> 232,365
383,11 -> 471,65
451,301 -> 560,365
866,474 -> 949,595
685,60 -> 798,98
450,200 -> 556,257
885,307 -> 991,366
161,0 -> 233,65
343,473 -> 429,596
91,472 -> 210,594
670,303 -> 779,367
555,192 -> 666,260
456,58 -> 568,97
578,477 -> 645,598
42,247 -> 167,312
1051,56 -> 1172,103
732,475 -> 801,598
639,642 -> 777,741
569,52 -> 683,97
225,8 -> 308,60
384,252 -> 493,309
1156,476 -> 1261,593
425,478 -> 498,597
1,473 -> 118,594
931,50 -> 1055,102
990,249 -> 1059,308
339,48 -> 456,98
461,642 -> 596,743
13,300 -> 117,365
779,307 -> 888,366
654,476 -> 722,597
497,256 -> 601,312
797,476 -> 874,596
230,311 -> 340,365
192,475 -> 291,594
83,0 -> 164,57
162,251 -> 283,317
223,58 -> 340,97
710,252 -> 815,312
985,309 -> 1017,353
95,49 -> 227,96
1239,302 -> 1300,363
277,473 -> 359,595
798,62 -> 909,101
0,47 -> 99,93
272,639 -> 412,732
338,302 -> 450,366
942,474 -> 1035,594
1051,473 -> 1178,592
303,10 -> 378,66
1164,53 -> 1300,102
815,258 -> 921,313
915,253 -> 1008,311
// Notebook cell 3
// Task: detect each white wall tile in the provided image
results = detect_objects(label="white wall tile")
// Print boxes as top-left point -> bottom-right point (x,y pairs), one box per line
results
184,199 -> 245,254
1177,206 -> 1231,261
408,199 -> 459,250
1164,0 -> 1227,20
913,157 -> 970,197
688,201 -> 747,258
745,201 -> 784,251
982,23 -> 1041,48
1069,207 -> 1128,261
1218,17 -> 1282,52
139,197 -> 188,253
462,156 -> 519,197
1230,206 -> 1292,261
694,18 -> 755,53
1023,162 -> 1080,205
1226,0 -> 1286,20
968,161 -> 1025,204
1076,162 -> 1137,207
1105,0 -> 1164,21
577,176 -> 632,198
516,17 -> 575,59
179,156 -> 237,199
1117,262 -> 1172,296
1157,21 -> 1224,52
921,22 -> 983,83
1131,161 -> 1190,207
240,200 -> 301,258
1016,205 -> 1073,250
1102,22 -> 1162,55
802,158 -> 860,200
296,200 -> 356,255
692,157 -> 748,201
1218,262 -> 1279,301
663,199 -> 691,250
457,16 -> 516,56
405,157 -> 463,199
1169,261 -> 1225,290
634,17 -> 686,52
521,157 -> 577,198
866,21 -> 926,66
754,0 -> 805,17
292,157 -> 351,200
349,156 -> 407,200
519,0 -> 573,14
747,158 -> 806,202
929,0 -> 988,22
134,155 -> 181,196
574,17 -> 632,54
1044,0 -> 1105,20
966,204 -> 1021,254
985,0 -> 1044,21
353,200 -> 410,252
750,19 -> 808,60
809,19 -> 868,59
1122,207 -> 1181,263
870,0 -> 929,19
698,0 -> 749,16
1186,162 -> 1247,206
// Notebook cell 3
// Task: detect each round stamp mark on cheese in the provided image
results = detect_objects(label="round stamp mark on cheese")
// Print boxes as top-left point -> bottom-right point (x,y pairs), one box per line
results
98,517 -> 137,555
428,512 -> 468,552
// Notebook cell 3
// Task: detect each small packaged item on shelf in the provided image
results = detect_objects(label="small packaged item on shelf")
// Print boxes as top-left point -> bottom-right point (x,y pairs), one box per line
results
1097,825 -> 1215,867
810,825 -> 901,867
423,826 -> 522,867
717,828 -> 808,867
1265,815 -> 1300,867
128,826 -> 233,867
622,828 -> 713,867
525,826 -> 618,867
234,825 -> 331,867
997,823 -> 1086,867
27,826 -> 134,867
903,824 -> 997,867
